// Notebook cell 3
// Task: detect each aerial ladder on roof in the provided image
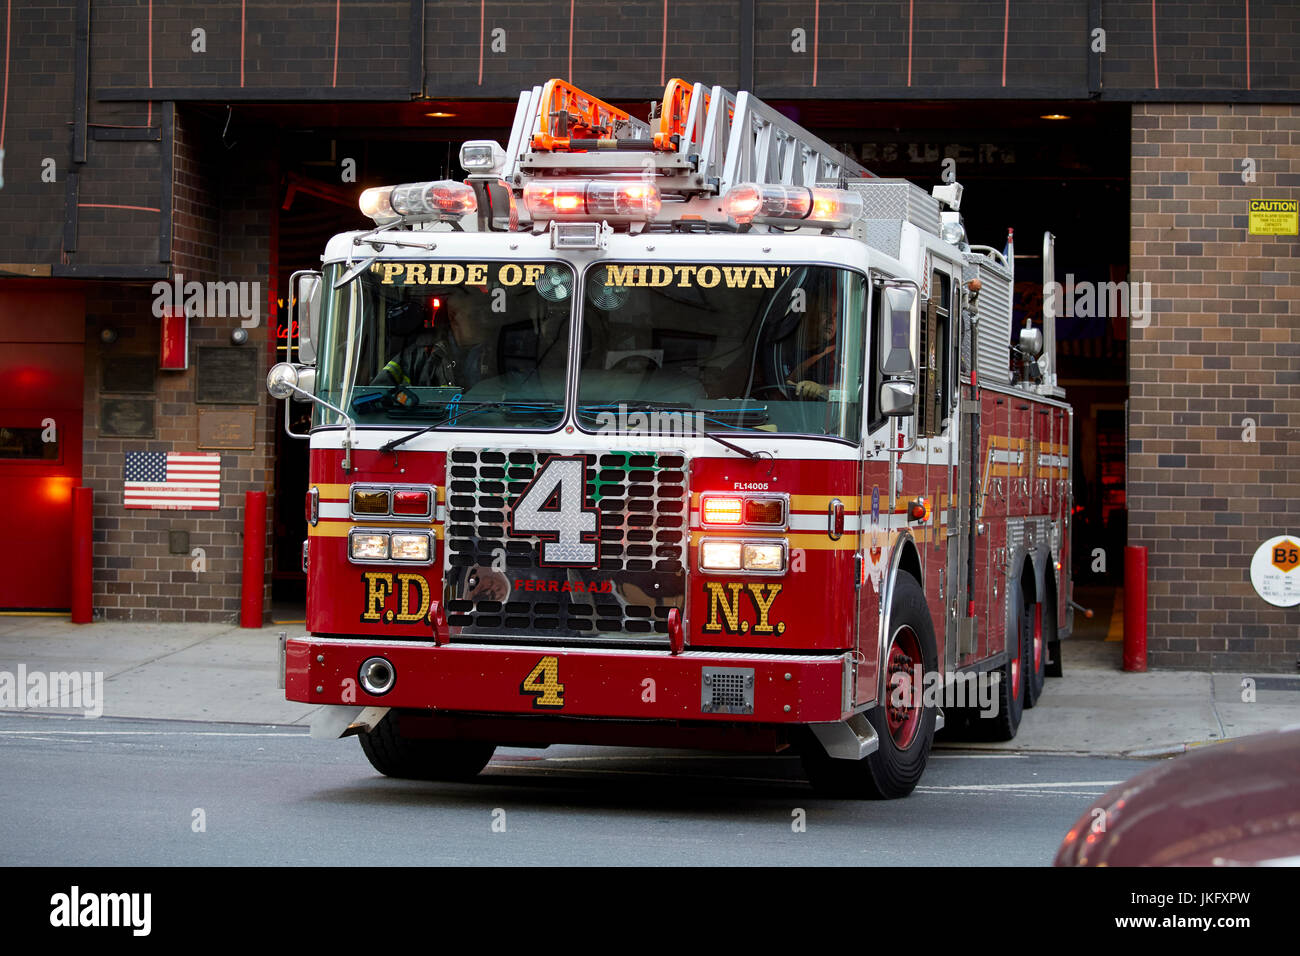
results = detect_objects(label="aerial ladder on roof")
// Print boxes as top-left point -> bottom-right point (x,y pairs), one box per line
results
502,77 -> 870,198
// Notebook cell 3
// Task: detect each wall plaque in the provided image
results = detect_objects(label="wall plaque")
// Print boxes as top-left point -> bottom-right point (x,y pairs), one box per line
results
100,398 -> 156,438
195,347 -> 259,404
101,354 -> 156,394
197,407 -> 256,450
1250,536 -> 1300,608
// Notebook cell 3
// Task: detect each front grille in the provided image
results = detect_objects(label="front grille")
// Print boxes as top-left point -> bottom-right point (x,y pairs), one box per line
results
444,448 -> 687,641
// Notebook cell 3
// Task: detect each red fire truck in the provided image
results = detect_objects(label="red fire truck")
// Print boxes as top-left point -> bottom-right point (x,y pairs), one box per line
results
268,78 -> 1074,798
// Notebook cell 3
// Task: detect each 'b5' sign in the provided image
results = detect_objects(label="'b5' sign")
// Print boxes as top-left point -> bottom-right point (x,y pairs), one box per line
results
1272,540 -> 1300,573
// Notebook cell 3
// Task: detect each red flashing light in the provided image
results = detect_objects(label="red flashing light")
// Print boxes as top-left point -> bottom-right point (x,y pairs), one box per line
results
523,179 -> 662,221
392,490 -> 431,516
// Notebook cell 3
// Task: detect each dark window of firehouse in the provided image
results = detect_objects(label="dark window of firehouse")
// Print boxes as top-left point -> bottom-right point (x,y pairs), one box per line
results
0,426 -> 59,460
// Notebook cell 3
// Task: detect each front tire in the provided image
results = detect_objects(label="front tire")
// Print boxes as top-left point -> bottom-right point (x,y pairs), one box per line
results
801,574 -> 937,799
359,710 -> 496,781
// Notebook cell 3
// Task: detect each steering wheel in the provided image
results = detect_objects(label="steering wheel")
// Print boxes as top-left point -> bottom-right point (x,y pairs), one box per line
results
751,382 -> 791,401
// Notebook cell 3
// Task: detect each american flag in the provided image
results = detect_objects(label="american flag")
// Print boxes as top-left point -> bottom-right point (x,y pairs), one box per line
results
123,452 -> 221,510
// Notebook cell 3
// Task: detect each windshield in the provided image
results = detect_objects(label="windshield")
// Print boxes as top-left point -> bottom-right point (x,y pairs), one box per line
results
576,263 -> 866,441
315,260 -> 572,429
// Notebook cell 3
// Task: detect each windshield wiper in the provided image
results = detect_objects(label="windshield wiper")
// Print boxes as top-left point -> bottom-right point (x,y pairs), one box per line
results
576,402 -> 764,460
379,401 -> 560,453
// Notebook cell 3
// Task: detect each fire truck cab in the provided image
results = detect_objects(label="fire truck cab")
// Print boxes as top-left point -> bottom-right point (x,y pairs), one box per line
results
269,79 -> 1073,798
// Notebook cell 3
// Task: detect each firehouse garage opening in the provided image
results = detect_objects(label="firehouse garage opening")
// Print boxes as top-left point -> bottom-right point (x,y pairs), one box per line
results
794,99 -> 1134,630
258,99 -> 1130,620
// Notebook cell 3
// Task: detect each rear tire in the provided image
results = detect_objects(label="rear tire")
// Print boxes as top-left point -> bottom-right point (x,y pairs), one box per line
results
359,710 -> 496,781
1025,592 -> 1047,708
801,574 -> 937,799
984,577 -> 1026,740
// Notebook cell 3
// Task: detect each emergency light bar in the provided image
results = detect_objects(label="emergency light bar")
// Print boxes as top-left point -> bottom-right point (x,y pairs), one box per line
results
722,183 -> 862,230
359,180 -> 477,225
523,179 -> 662,223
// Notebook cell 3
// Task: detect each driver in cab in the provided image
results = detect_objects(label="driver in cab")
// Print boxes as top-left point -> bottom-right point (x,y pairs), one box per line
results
372,288 -> 490,389
788,300 -> 839,400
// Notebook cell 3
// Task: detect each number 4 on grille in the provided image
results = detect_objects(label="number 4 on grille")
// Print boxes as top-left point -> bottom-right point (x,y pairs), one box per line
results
508,456 -> 600,567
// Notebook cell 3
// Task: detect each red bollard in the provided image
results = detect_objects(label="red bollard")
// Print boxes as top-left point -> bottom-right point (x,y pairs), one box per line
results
241,490 -> 268,628
1123,545 -> 1148,672
71,486 -> 94,623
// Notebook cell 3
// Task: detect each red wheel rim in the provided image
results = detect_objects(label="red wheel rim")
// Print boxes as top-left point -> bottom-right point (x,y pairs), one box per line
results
885,625 -> 923,749
1032,603 -> 1043,673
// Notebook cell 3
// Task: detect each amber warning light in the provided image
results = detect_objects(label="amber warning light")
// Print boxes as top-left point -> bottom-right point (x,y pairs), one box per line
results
702,496 -> 744,525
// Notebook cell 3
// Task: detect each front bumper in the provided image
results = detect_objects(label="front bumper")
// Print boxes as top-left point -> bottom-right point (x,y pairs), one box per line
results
287,637 -> 853,724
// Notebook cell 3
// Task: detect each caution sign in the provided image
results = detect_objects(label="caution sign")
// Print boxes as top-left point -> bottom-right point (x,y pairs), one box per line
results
1250,536 -> 1300,608
1248,199 -> 1298,236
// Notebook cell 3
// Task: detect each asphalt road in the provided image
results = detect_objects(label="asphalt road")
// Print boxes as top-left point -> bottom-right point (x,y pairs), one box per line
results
0,713 -> 1143,866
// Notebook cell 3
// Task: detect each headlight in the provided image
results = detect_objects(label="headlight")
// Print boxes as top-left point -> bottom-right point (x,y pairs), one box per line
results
390,533 -> 431,562
700,540 -> 743,571
350,532 -> 389,561
742,542 -> 786,572
699,539 -> 788,574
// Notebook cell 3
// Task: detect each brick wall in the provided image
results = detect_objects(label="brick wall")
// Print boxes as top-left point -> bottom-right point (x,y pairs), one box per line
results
1102,1 -> 1300,93
0,0 -> 76,263
79,134 -> 277,623
1128,103 -> 1300,671
90,0 -> 410,92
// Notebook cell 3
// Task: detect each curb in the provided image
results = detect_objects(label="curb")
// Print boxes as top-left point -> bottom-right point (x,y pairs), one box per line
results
1122,738 -> 1227,758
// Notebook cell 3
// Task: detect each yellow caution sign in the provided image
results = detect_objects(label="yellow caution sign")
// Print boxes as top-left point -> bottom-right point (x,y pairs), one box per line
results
1248,199 -> 1298,236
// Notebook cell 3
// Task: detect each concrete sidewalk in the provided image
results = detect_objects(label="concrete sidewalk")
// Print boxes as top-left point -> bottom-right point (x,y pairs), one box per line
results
1,614 -> 1298,755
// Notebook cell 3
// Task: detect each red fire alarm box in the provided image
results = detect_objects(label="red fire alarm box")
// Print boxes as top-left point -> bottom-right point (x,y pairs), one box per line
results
160,308 -> 189,370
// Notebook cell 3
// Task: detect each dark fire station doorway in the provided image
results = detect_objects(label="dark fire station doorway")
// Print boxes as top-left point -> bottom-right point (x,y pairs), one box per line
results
787,99 -> 1132,604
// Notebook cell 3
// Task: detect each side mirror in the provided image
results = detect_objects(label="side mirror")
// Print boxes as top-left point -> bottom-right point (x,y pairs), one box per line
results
294,272 -> 322,365
266,362 -> 301,400
879,286 -> 916,376
880,380 -> 915,417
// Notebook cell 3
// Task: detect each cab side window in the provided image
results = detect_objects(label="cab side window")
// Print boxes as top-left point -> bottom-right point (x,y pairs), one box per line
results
919,268 -> 951,437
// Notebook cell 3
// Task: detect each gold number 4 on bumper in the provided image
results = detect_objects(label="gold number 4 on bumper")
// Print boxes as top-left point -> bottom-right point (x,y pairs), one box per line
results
520,655 -> 565,709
